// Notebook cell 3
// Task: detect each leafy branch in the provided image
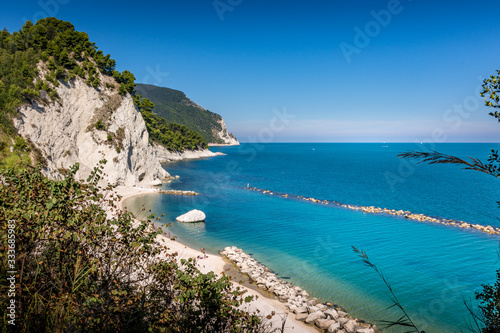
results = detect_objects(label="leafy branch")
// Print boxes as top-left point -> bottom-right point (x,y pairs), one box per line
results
398,150 -> 500,179
352,246 -> 424,333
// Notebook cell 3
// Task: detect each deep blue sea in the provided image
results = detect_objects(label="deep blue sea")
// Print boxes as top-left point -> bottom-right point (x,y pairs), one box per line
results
124,143 -> 500,332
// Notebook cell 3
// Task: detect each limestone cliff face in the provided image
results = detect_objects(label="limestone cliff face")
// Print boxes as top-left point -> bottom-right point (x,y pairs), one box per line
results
211,118 -> 239,146
14,77 -> 170,187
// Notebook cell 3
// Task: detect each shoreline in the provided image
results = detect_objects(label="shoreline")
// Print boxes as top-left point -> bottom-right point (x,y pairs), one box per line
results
115,185 -> 316,333
154,146 -> 226,163
222,246 -> 379,333
208,143 -> 240,147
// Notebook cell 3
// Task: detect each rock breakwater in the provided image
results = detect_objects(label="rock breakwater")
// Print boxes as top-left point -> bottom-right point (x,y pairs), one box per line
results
158,189 -> 199,196
245,187 -> 500,235
221,246 -> 379,333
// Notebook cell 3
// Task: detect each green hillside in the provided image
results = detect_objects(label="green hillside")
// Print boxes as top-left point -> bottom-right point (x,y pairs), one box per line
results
0,17 -> 207,161
135,84 -> 236,144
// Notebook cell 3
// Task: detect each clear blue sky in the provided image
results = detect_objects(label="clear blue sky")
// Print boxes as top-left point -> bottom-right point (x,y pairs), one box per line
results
2,0 -> 500,142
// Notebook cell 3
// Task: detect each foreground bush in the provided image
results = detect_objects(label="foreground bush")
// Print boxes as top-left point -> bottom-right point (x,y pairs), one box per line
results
0,162 -> 263,332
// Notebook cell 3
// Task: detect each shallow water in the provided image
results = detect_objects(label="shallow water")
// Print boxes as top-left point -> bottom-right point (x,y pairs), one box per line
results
124,143 -> 500,332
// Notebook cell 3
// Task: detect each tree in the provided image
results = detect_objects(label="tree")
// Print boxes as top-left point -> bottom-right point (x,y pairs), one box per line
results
483,70 -> 500,121
114,70 -> 136,95
399,70 -> 500,332
58,47 -> 71,68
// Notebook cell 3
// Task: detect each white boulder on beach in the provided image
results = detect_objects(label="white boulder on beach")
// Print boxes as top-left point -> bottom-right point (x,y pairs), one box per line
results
176,209 -> 206,223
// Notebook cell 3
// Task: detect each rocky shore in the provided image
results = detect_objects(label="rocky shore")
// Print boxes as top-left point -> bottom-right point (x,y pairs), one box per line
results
154,145 -> 226,162
221,246 -> 380,333
246,187 -> 500,235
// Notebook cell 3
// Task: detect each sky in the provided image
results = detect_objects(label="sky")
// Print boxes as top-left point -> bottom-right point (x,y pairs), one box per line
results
2,0 -> 500,142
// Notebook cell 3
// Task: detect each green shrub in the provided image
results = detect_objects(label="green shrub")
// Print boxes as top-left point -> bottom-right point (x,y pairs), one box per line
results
0,151 -> 31,168
95,119 -> 105,130
13,136 -> 28,152
49,89 -> 58,100
118,82 -> 126,96
40,51 -> 49,61
47,59 -> 57,70
20,88 -> 38,101
55,67 -> 66,79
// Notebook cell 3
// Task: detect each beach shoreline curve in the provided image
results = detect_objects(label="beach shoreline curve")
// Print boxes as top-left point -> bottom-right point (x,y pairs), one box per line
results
114,185 -> 317,333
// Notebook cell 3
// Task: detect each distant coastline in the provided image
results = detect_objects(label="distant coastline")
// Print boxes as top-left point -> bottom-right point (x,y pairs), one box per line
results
208,143 -> 240,147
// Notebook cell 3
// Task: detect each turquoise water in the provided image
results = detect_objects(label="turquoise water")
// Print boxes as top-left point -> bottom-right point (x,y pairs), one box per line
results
124,143 -> 500,332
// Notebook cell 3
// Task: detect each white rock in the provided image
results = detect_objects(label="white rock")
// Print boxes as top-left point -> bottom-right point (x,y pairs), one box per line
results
316,303 -> 327,311
306,299 -> 318,306
316,318 -> 336,329
210,118 -> 240,145
338,310 -> 348,318
15,74 -> 169,187
176,209 -> 206,222
324,308 -> 339,319
153,144 -> 226,163
337,317 -> 350,326
295,312 -> 308,321
328,322 -> 341,333
307,305 -> 320,313
355,329 -> 375,333
295,306 -> 308,314
344,319 -> 358,333
305,311 -> 326,324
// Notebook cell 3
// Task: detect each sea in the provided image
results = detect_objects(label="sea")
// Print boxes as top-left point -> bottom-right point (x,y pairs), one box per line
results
123,143 -> 500,332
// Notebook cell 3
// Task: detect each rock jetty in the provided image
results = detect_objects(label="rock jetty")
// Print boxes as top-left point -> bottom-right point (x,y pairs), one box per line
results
159,189 -> 199,196
221,246 -> 380,333
246,187 -> 500,235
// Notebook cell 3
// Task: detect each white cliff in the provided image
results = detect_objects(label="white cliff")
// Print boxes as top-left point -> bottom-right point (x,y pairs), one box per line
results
209,118 -> 239,146
179,95 -> 239,146
14,75 -> 170,187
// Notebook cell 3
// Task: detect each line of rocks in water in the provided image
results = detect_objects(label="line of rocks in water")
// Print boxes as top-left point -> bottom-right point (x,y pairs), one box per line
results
158,189 -> 199,196
221,246 -> 379,333
245,187 -> 500,235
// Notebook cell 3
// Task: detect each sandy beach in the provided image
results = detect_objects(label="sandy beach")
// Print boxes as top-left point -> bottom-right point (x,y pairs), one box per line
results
114,185 -> 316,333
